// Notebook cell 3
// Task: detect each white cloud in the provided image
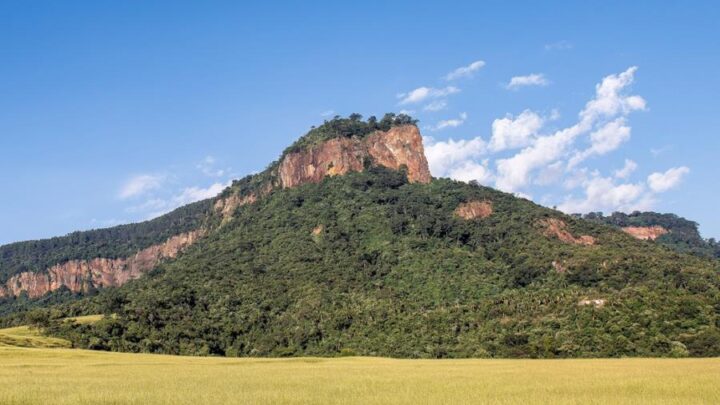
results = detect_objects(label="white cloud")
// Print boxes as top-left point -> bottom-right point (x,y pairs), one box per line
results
579,66 -> 645,123
489,110 -> 544,152
134,182 -> 230,219
320,110 -> 335,117
119,174 -> 165,199
647,166 -> 690,193
448,160 -> 494,184
424,135 -> 487,177
545,40 -> 573,51
445,60 -> 486,81
506,74 -> 549,90
397,86 -> 460,105
197,155 -> 228,177
567,118 -> 631,168
423,100 -> 447,112
412,65 -> 686,216
429,112 -> 467,131
614,159 -> 638,179
495,66 -> 645,192
558,175 -> 651,213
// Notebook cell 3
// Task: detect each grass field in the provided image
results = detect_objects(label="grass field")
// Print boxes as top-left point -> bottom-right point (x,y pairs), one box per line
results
0,326 -> 719,404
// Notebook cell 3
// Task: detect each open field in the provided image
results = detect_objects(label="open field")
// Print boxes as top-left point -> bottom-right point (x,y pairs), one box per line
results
1,344 -> 719,405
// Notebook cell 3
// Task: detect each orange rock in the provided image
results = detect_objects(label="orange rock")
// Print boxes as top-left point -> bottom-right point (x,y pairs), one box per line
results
622,225 -> 668,240
540,218 -> 596,246
0,230 -> 204,299
278,125 -> 431,189
454,200 -> 493,220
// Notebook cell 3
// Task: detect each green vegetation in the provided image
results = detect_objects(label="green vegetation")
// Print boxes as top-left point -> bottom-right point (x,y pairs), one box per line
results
579,211 -> 720,258
0,199 -> 214,283
1,346 -> 718,404
282,113 -> 417,155
0,325 -> 70,348
21,167 -> 720,358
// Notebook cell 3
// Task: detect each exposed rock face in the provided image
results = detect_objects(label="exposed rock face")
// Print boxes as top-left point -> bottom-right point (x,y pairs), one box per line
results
540,218 -> 596,246
622,226 -> 668,241
278,125 -> 431,188
214,193 -> 258,222
311,225 -> 324,236
454,201 -> 493,220
0,230 -> 203,299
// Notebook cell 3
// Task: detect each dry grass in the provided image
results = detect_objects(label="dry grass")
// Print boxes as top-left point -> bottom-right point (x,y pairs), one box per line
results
0,344 -> 718,405
0,326 -> 70,349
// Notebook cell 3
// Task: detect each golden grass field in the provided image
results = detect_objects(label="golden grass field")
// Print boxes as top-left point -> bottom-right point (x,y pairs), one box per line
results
1,325 -> 719,404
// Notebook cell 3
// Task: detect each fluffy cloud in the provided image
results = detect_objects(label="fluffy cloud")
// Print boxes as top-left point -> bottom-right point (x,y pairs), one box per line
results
647,166 -> 690,192
506,74 -> 549,90
489,110 -> 544,152
130,182 -> 229,219
423,100 -> 447,112
397,86 -> 460,105
558,175 -> 651,213
494,66 -> 645,192
119,174 -> 165,199
567,119 -> 632,168
447,160 -> 493,184
614,159 -> 638,179
424,135 -> 486,177
429,112 -> 467,131
445,60 -> 486,81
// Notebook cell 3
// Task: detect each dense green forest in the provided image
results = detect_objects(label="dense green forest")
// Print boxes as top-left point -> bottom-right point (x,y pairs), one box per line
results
14,167 -> 720,358
0,199 -> 213,283
578,211 -> 720,258
282,113 -> 417,155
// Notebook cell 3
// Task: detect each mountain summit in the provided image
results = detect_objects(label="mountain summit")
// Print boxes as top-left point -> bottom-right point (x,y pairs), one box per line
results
1,114 -> 719,358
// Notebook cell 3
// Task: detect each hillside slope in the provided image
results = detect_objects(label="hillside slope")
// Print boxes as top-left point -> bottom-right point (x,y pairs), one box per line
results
41,167 -> 720,358
2,114 -> 719,358
578,211 -> 720,258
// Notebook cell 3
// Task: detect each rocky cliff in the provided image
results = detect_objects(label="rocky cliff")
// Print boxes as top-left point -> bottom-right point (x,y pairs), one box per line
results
278,125 -> 431,188
0,230 -> 203,298
215,124 -> 431,220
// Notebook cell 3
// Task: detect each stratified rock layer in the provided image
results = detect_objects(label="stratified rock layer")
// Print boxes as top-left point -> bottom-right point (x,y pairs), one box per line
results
278,125 -> 431,188
0,230 -> 203,298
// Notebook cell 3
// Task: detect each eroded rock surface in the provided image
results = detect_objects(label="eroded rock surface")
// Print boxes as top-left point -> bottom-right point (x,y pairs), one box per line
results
622,226 -> 668,241
540,218 -> 596,246
278,125 -> 431,188
0,230 -> 203,298
454,200 -> 493,220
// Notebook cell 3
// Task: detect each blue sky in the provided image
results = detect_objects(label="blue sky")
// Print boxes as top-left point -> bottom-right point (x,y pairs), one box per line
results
1,1 -> 719,245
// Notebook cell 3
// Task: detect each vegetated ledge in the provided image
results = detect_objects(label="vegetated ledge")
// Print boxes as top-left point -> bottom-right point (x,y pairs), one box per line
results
212,117 -> 431,221
0,230 -> 204,299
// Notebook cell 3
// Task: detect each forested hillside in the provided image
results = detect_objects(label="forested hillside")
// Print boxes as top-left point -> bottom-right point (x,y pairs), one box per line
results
29,167 -> 720,358
579,211 -> 720,258
0,199 -> 213,284
2,115 -> 719,359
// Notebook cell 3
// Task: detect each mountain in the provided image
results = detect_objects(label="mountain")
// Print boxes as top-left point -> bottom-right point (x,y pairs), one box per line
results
1,114 -> 719,359
576,211 -> 720,259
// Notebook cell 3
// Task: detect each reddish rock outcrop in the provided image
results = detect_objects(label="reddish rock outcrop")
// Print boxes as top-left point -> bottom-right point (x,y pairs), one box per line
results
454,200 -> 493,220
278,125 -> 431,188
540,218 -> 596,246
214,193 -> 258,222
0,230 -> 203,299
622,225 -> 668,241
